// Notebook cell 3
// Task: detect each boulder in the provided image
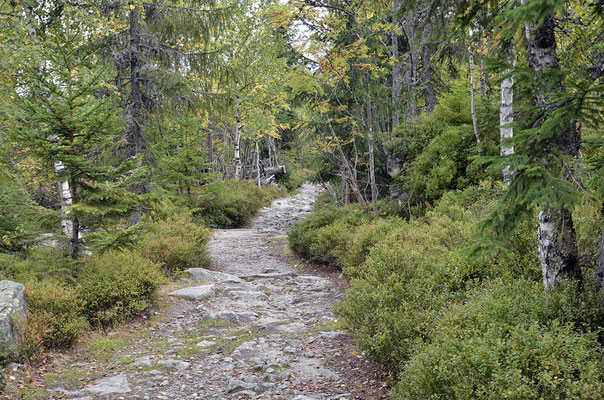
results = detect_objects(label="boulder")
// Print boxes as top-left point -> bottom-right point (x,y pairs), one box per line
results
169,285 -> 215,301
185,268 -> 242,283
0,281 -> 28,351
86,374 -> 131,395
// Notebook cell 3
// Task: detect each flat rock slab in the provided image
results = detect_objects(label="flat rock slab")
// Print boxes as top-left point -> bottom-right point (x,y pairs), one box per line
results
227,290 -> 268,300
157,359 -> 190,371
277,322 -> 306,333
169,285 -> 215,301
86,374 -> 131,395
199,309 -> 258,323
241,272 -> 298,280
185,268 -> 243,283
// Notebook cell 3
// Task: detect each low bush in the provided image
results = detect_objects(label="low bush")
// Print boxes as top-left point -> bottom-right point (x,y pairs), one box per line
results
142,212 -> 211,275
78,250 -> 165,327
25,281 -> 88,348
394,280 -> 604,399
0,249 -> 73,283
288,205 -> 369,264
188,180 -> 281,228
278,166 -> 314,191
292,183 -> 587,394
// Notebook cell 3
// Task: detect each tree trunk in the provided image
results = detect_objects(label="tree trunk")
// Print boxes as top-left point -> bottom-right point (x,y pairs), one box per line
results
71,216 -> 80,261
479,57 -> 487,98
402,14 -> 418,119
469,45 -> 482,154
528,16 -> 581,288
125,5 -> 147,226
595,230 -> 604,292
52,154 -> 73,237
500,49 -> 515,185
538,209 -> 580,287
234,102 -> 242,180
391,1 -> 401,129
326,118 -> 365,205
421,24 -> 437,113
366,70 -> 378,215
255,141 -> 261,187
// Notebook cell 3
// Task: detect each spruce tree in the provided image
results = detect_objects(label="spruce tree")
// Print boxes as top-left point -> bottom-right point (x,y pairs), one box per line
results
5,13 -> 140,260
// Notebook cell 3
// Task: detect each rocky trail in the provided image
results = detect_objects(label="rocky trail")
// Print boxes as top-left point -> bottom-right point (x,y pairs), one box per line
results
31,184 -> 388,400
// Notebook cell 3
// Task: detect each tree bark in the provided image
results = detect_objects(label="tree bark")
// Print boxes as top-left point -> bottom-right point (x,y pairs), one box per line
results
479,57 -> 487,98
421,24 -> 437,113
52,150 -> 73,237
366,69 -> 378,215
469,45 -> 482,154
234,99 -> 242,179
500,49 -> 515,185
528,16 -> 581,288
255,141 -> 261,187
595,230 -> 604,292
391,1 -> 401,129
125,5 -> 147,226
402,14 -> 418,119
326,118 -> 365,205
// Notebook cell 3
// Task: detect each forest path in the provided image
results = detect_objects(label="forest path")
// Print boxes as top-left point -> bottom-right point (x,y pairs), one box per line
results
43,184 -> 388,400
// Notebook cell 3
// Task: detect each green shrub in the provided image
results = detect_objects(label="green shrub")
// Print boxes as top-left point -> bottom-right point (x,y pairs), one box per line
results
189,180 -> 281,228
78,250 -> 165,327
143,212 -> 211,274
340,217 -> 405,275
288,205 -> 368,263
25,281 -> 88,348
394,280 -> 604,399
278,166 -> 314,191
335,185 -> 539,369
0,250 -> 72,283
402,124 -> 479,202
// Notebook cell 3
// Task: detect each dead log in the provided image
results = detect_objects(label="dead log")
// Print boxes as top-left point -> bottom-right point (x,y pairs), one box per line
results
263,165 -> 286,177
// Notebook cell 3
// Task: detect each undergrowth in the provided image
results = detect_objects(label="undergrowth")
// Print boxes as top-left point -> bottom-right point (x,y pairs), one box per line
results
288,182 -> 604,399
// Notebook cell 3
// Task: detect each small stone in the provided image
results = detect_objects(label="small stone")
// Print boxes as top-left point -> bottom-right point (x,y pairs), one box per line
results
196,340 -> 215,348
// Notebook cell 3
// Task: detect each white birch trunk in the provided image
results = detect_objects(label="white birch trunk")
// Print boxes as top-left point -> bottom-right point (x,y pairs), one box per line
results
538,209 -> 579,288
54,160 -> 73,237
500,50 -> 515,185
234,117 -> 242,180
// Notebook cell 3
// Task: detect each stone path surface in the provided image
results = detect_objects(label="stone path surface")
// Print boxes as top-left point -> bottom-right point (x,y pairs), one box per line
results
42,184 -> 388,400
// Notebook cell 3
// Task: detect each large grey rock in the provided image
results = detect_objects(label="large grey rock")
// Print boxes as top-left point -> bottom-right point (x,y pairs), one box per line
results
157,359 -> 190,371
227,290 -> 268,300
86,374 -> 131,395
131,356 -> 152,368
198,310 -> 258,324
277,322 -> 306,333
185,268 -> 242,283
169,285 -> 215,301
242,272 -> 297,280
0,281 -> 27,350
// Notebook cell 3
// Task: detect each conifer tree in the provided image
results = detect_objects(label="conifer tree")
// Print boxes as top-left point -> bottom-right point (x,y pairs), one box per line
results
5,13 -> 140,260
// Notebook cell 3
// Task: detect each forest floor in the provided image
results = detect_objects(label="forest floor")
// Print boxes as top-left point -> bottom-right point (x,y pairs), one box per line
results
15,184 -> 389,400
